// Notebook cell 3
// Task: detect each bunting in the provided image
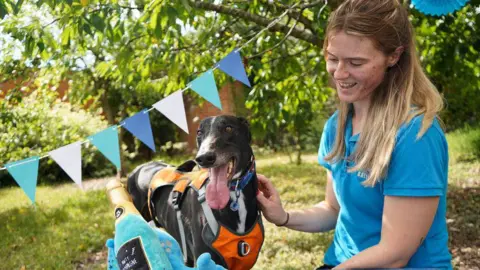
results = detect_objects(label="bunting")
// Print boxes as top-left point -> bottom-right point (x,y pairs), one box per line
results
49,142 -> 83,189
122,110 -> 156,152
189,69 -> 222,110
6,156 -> 40,204
0,1 -> 312,203
217,50 -> 251,87
88,126 -> 121,169
153,91 -> 189,134
0,48 -> 253,202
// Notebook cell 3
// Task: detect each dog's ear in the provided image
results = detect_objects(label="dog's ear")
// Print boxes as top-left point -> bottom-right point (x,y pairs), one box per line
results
237,116 -> 251,143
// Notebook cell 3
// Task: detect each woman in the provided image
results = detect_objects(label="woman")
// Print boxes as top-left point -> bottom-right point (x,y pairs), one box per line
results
256,0 -> 452,269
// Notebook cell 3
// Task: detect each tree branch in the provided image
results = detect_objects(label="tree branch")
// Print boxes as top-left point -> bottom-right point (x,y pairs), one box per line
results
259,0 -> 317,35
248,7 -> 304,59
188,1 -> 323,47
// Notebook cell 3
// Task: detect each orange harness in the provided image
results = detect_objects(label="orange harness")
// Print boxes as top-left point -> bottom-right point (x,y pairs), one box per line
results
147,165 -> 264,270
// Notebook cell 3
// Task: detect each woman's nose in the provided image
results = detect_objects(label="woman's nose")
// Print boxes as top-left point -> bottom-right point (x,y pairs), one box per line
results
334,62 -> 349,80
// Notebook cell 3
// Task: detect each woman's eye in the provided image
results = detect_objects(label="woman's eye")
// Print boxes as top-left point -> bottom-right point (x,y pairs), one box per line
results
225,126 -> 233,133
328,58 -> 338,62
350,61 -> 363,67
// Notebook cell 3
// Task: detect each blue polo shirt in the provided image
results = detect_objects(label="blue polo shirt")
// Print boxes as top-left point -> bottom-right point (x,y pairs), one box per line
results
318,111 -> 452,269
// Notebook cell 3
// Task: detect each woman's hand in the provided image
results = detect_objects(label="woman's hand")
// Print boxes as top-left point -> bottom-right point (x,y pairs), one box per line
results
256,174 -> 288,226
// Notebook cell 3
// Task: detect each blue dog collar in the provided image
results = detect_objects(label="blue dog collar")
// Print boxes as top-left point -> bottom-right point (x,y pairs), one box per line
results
229,156 -> 256,191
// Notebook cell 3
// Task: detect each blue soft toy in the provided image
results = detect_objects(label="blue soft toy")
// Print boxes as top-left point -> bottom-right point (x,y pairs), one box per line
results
105,179 -> 225,270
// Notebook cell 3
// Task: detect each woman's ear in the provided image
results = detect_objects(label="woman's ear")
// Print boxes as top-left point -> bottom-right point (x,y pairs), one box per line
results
388,46 -> 405,67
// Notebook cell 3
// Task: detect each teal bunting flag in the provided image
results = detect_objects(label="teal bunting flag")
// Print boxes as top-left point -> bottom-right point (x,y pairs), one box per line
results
217,49 -> 251,87
189,69 -> 222,110
88,126 -> 121,169
6,156 -> 40,204
121,110 -> 156,152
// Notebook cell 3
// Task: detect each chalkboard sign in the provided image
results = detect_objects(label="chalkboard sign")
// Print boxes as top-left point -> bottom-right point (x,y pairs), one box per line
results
116,237 -> 151,270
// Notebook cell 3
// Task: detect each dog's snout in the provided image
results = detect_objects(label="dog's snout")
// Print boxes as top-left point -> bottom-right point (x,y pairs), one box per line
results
195,152 -> 216,167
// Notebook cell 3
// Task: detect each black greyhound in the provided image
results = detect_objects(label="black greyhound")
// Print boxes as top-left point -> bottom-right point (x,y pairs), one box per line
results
126,115 -> 263,269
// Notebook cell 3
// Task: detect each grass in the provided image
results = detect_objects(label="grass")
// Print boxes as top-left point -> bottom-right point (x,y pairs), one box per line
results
0,185 -> 111,269
0,126 -> 478,269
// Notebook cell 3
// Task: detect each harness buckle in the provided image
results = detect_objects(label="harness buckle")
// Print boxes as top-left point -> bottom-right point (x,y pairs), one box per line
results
198,188 -> 206,203
172,191 -> 181,210
238,240 -> 251,257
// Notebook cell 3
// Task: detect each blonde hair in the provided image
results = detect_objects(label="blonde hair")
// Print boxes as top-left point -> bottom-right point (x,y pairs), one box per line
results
323,0 -> 444,186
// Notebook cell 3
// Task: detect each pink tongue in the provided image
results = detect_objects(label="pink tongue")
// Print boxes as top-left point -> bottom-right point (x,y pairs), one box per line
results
206,164 -> 230,209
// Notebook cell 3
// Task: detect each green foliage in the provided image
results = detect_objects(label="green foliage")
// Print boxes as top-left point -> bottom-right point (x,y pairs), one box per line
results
0,88 -> 116,186
0,0 -> 479,165
411,1 -> 480,129
0,0 -> 335,162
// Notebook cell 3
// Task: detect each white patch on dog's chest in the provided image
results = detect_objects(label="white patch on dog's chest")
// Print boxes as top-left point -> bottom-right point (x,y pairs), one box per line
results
230,191 -> 246,233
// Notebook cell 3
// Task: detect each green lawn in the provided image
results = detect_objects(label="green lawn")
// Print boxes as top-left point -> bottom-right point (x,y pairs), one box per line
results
0,126 -> 478,269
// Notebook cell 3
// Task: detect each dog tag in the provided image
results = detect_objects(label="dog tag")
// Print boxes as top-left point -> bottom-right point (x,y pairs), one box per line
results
230,201 -> 239,211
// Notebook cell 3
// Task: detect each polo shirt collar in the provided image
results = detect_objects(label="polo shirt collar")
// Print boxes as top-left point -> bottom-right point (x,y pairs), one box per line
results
345,111 -> 360,143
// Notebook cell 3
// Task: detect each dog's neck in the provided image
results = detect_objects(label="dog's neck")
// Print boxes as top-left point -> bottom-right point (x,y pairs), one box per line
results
211,175 -> 258,234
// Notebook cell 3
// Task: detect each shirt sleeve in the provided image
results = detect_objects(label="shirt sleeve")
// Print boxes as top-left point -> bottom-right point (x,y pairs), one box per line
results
383,117 -> 448,197
318,116 -> 334,171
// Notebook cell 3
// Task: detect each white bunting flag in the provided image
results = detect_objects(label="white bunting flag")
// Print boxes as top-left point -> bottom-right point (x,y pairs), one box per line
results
153,91 -> 189,134
49,142 -> 83,189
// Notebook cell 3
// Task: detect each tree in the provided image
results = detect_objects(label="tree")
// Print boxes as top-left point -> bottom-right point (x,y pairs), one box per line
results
1,0 -> 334,165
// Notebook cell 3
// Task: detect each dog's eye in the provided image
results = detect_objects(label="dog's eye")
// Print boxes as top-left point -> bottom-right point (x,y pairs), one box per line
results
197,130 -> 202,136
225,126 -> 233,133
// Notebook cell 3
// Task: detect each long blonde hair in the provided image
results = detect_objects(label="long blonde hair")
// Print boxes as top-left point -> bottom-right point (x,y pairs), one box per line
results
323,0 -> 444,186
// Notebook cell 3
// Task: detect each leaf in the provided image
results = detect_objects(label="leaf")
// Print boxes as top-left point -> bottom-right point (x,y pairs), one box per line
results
149,6 -> 159,30
80,0 -> 88,6
0,1 -> 9,19
36,41 -> 45,52
13,0 -> 23,14
24,35 -> 34,57
82,23 -> 93,37
91,13 -> 105,32
180,0 -> 191,13
61,26 -> 72,46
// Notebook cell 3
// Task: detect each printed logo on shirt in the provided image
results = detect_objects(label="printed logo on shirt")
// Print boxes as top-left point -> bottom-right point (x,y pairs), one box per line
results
357,170 -> 369,179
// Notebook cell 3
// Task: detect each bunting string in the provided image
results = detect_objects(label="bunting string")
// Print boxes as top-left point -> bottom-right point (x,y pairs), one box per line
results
0,0 -> 327,204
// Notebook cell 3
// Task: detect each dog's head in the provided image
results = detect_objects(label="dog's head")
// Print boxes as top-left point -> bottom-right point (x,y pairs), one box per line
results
195,115 -> 253,210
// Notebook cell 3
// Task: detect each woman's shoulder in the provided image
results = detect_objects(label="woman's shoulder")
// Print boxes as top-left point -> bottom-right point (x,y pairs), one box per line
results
396,113 -> 446,146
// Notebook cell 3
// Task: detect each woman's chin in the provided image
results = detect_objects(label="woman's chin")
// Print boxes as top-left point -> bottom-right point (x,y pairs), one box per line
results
337,93 -> 356,103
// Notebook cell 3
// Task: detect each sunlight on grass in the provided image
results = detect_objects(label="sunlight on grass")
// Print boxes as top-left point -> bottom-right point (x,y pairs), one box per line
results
446,126 -> 480,187
0,188 -> 112,269
447,125 -> 480,163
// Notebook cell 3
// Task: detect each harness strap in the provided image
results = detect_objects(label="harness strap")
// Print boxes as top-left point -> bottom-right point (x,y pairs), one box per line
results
176,210 -> 188,263
148,167 -> 182,223
198,185 -> 219,235
171,178 -> 191,264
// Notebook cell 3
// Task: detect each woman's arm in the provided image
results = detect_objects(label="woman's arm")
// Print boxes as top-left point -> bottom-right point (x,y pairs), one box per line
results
334,195 -> 439,268
256,170 -> 340,233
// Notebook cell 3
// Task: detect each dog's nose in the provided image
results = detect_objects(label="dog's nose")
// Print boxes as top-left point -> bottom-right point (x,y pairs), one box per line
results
195,152 -> 216,167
